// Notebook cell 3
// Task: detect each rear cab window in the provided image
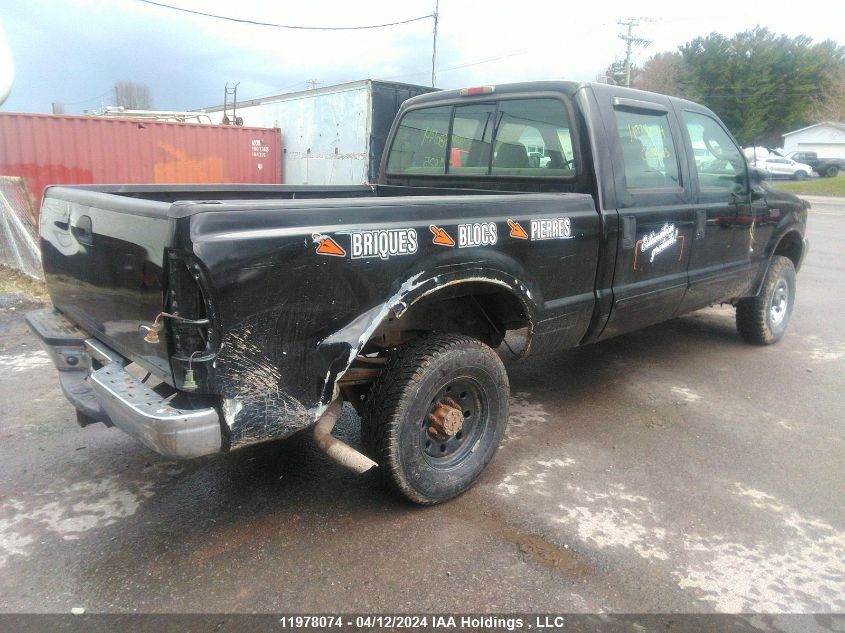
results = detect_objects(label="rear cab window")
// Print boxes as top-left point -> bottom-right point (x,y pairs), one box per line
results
386,97 -> 577,179
386,106 -> 451,174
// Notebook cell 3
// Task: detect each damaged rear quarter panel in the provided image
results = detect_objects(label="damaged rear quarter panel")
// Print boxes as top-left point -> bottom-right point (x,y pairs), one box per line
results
185,193 -> 599,449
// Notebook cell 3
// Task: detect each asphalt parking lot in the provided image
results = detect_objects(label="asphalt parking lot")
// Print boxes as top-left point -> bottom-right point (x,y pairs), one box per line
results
0,196 -> 843,615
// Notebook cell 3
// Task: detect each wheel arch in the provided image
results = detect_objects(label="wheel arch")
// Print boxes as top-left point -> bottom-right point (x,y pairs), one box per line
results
316,268 -> 538,410
771,229 -> 804,272
378,276 -> 536,353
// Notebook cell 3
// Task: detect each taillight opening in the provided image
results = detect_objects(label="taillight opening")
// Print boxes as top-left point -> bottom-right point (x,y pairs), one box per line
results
166,256 -> 211,357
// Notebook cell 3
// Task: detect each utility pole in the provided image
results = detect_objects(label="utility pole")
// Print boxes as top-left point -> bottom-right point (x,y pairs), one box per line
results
305,79 -> 321,91
431,0 -> 439,88
617,18 -> 652,87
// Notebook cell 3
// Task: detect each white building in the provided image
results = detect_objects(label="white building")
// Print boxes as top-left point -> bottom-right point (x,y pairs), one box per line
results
781,122 -> 845,158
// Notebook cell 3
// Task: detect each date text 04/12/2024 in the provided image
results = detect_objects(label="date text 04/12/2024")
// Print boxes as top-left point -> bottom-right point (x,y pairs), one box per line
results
277,615 -> 571,629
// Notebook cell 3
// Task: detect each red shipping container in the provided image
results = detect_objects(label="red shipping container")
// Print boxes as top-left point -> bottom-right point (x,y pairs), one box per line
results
0,112 -> 281,218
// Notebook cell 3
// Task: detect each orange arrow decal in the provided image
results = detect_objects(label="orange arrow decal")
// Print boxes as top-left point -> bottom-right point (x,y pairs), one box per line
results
313,233 -> 346,257
429,224 -> 455,247
507,219 -> 528,239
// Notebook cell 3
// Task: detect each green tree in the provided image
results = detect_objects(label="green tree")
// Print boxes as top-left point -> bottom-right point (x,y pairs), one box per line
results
678,28 -> 845,145
603,59 -> 637,86
634,52 -> 690,97
809,67 -> 845,122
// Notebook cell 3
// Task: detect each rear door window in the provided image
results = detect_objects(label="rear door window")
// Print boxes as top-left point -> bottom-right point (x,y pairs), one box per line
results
614,108 -> 681,190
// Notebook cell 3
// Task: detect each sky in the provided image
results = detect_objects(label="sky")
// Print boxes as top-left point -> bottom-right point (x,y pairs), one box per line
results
1,0 -> 844,115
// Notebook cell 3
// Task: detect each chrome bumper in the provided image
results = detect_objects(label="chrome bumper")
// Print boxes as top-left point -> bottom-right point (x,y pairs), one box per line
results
26,308 -> 223,459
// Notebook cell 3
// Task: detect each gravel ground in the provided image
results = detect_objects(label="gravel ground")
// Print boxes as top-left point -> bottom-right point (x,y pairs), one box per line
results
0,198 -> 843,620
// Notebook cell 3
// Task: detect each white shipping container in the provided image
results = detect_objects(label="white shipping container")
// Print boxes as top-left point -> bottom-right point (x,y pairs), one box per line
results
200,80 -> 436,185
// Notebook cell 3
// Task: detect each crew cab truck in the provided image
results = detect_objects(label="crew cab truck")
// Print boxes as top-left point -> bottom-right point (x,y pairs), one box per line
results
28,81 -> 808,504
787,151 -> 845,178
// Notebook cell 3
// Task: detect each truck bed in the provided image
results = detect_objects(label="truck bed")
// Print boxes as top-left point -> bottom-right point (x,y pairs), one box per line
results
40,184 -> 601,450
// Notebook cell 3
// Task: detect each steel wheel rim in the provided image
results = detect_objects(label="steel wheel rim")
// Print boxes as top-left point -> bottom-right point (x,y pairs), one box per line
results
419,378 -> 487,469
770,278 -> 789,326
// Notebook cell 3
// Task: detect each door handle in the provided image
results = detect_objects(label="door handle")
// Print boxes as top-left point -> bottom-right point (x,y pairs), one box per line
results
72,215 -> 93,246
622,216 -> 636,249
695,209 -> 706,240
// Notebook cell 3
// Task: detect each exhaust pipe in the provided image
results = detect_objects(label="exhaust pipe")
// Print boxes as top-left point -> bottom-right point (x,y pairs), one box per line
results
313,399 -> 378,474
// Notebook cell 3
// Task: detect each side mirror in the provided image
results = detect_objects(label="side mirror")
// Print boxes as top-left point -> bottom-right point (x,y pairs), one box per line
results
749,167 -> 768,184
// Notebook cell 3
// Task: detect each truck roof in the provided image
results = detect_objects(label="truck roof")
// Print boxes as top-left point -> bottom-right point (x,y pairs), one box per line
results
402,80 -> 702,111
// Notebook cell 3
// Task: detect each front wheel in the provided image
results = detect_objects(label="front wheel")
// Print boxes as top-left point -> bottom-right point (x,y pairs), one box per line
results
736,256 -> 796,345
361,334 -> 509,505
793,170 -> 808,180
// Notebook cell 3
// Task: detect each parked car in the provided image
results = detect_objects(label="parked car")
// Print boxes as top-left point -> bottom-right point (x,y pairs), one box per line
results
752,156 -> 814,180
786,151 -> 845,178
28,81 -> 808,505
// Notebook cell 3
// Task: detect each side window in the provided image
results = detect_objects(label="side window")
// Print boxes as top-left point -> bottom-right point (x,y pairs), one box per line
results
614,108 -> 681,190
386,106 -> 451,174
683,111 -> 747,195
492,99 -> 576,177
449,104 -> 495,174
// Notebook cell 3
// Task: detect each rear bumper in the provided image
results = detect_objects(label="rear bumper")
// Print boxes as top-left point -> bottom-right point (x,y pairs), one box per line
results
26,308 -> 223,459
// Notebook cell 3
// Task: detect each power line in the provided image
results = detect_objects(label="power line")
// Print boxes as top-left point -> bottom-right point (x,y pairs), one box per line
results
241,48 -> 531,104
375,48 -> 531,83
133,0 -> 434,30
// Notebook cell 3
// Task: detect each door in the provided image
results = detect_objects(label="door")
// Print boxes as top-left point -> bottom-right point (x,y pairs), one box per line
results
767,158 -> 792,177
677,109 -> 754,312
598,97 -> 695,340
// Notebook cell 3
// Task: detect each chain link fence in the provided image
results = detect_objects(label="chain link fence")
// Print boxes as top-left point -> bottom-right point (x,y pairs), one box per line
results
0,176 -> 43,279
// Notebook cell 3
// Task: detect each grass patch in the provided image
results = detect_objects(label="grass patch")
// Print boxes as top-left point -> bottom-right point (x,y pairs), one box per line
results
770,175 -> 845,197
0,265 -> 49,303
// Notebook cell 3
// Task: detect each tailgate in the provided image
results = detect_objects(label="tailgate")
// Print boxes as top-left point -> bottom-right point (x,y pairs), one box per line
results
39,187 -> 175,380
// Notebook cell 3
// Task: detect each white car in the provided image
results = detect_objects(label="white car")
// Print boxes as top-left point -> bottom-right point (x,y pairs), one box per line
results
752,156 -> 814,180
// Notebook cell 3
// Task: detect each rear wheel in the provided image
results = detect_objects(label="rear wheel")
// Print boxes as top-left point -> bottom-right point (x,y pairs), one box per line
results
736,256 -> 796,345
361,334 -> 509,505
826,166 -> 840,178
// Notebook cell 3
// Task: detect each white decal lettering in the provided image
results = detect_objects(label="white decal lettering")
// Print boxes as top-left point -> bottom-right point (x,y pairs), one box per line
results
347,229 -> 418,260
530,217 -> 572,240
640,223 -> 679,263
458,222 -> 497,248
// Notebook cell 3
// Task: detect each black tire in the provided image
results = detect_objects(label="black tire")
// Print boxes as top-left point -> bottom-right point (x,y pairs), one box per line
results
361,334 -> 509,505
793,170 -> 808,181
826,166 -> 840,178
736,255 -> 796,345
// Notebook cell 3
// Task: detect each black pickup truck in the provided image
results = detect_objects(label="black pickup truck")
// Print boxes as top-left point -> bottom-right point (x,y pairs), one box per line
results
787,151 -> 845,178
28,81 -> 809,504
